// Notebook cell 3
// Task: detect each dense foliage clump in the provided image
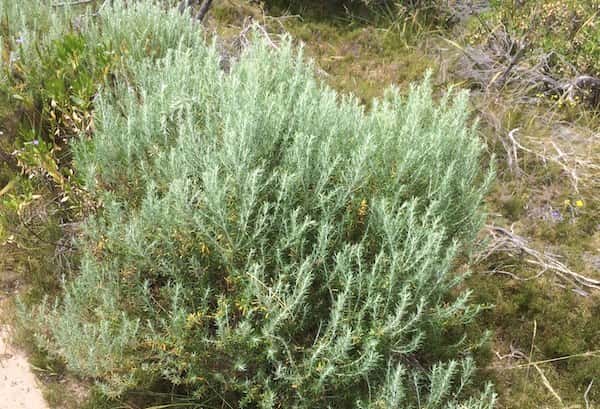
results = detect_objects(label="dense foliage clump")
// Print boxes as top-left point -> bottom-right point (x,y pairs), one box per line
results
6,1 -> 495,407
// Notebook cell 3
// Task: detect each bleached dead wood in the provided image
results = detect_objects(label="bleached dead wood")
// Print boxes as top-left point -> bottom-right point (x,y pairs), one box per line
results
478,225 -> 600,293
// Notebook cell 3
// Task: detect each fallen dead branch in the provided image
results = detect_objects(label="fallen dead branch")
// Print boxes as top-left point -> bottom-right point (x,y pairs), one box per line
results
477,225 -> 600,293
584,380 -> 594,409
218,17 -> 329,80
194,0 -> 213,22
457,25 -> 600,108
495,126 -> 600,195
494,342 -> 528,361
217,18 -> 280,73
232,18 -> 280,50
490,349 -> 600,370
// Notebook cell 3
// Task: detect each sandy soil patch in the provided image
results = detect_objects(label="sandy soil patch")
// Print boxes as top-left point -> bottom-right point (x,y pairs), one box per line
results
0,324 -> 49,409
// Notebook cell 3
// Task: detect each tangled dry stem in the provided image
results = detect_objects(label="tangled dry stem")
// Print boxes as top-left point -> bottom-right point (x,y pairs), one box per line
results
478,225 -> 600,294
500,127 -> 600,195
458,25 -> 600,106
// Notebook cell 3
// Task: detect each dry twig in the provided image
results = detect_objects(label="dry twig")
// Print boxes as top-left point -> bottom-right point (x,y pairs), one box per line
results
533,364 -> 563,405
499,127 -> 600,194
584,380 -> 594,409
457,25 -> 600,107
478,225 -> 600,292
52,0 -> 95,6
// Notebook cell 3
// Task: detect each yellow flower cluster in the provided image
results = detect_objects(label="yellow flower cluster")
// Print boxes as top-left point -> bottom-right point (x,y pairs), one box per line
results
358,198 -> 368,217
186,311 -> 205,328
563,199 -> 584,208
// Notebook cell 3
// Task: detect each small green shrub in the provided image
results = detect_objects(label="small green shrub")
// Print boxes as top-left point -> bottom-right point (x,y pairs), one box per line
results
27,3 -> 496,407
0,0 -> 199,231
0,1 -> 81,283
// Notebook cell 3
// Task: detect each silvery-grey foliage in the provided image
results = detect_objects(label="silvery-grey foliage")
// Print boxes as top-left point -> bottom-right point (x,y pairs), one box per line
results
18,1 -> 495,407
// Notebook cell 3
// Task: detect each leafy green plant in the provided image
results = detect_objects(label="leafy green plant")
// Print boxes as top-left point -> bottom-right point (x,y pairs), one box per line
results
4,32 -> 115,198
0,1 -> 74,271
20,3 -> 497,408
0,7 -> 110,320
0,0 -> 194,239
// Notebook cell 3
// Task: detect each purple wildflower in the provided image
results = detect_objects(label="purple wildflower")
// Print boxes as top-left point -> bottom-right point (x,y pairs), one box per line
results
15,35 -> 25,45
32,139 -> 39,146
550,209 -> 562,221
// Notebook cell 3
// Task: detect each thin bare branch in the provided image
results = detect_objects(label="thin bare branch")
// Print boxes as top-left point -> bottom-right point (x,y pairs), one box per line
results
533,364 -> 563,405
194,0 -> 213,22
489,349 -> 600,370
478,225 -> 600,291
584,380 -> 594,409
52,0 -> 94,6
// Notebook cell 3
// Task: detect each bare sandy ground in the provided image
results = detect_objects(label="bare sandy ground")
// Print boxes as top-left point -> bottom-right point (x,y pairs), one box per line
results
0,324 -> 49,409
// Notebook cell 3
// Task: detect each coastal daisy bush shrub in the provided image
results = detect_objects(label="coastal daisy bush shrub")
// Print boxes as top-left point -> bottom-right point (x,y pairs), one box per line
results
22,1 -> 495,407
